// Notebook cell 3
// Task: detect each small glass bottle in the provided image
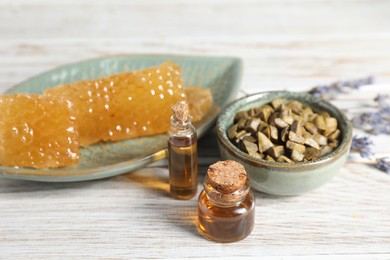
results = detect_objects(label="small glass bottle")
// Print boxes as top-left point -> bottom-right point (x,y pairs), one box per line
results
168,101 -> 198,200
198,160 -> 255,243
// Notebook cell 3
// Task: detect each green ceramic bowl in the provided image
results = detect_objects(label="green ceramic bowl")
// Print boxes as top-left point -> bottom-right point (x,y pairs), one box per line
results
216,91 -> 352,196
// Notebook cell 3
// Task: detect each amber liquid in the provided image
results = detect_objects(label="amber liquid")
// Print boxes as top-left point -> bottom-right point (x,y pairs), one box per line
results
198,190 -> 255,243
168,135 -> 198,200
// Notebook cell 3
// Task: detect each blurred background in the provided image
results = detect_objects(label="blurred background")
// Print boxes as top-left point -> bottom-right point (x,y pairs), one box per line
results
1,1 -> 390,258
1,0 -> 390,93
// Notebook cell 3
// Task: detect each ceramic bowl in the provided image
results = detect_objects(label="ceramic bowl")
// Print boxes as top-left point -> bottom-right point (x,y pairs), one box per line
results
216,91 -> 352,196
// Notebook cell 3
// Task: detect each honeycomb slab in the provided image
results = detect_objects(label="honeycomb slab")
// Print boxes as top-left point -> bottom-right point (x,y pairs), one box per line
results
0,94 -> 79,168
45,61 -> 187,146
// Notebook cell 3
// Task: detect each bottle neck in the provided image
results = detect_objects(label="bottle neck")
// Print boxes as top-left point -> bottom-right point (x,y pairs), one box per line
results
170,116 -> 195,135
204,178 -> 250,207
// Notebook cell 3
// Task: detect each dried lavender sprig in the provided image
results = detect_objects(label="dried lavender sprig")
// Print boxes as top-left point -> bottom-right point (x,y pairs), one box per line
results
374,94 -> 389,109
308,76 -> 375,100
351,136 -> 390,175
352,94 -> 390,135
376,158 -> 390,174
351,135 -> 374,159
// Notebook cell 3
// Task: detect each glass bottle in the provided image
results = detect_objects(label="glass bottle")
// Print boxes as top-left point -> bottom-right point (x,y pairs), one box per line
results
168,102 -> 198,200
198,160 -> 255,243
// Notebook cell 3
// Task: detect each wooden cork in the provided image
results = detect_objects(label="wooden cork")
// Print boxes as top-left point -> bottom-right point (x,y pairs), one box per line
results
204,160 -> 249,204
171,101 -> 189,122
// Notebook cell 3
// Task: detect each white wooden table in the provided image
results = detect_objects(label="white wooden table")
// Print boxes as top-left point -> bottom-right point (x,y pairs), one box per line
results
1,0 -> 389,258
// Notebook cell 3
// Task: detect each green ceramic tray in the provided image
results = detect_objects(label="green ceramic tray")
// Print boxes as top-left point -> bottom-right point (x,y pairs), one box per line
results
1,55 -> 242,182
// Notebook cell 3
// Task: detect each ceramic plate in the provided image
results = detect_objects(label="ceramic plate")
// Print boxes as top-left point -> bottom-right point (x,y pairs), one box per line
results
1,55 -> 242,182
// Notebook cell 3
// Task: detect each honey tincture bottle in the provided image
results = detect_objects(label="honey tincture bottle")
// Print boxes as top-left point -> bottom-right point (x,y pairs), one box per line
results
168,101 -> 198,200
198,160 -> 255,242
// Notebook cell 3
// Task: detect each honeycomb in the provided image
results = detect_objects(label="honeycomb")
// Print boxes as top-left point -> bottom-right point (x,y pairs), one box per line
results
45,61 -> 187,146
0,94 -> 79,168
0,62 -> 213,169
186,87 -> 213,122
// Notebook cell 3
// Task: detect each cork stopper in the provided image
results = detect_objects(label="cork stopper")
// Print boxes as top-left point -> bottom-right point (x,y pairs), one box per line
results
171,101 -> 189,122
204,160 -> 249,204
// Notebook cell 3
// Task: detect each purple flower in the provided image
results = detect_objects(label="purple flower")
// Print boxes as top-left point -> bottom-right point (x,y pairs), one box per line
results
352,94 -> 390,135
308,76 -> 375,100
375,94 -> 389,109
352,112 -> 389,135
351,135 -> 374,159
376,158 -> 390,174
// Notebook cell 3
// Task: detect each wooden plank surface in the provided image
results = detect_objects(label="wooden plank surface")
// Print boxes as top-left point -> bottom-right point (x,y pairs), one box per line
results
0,0 -> 389,258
